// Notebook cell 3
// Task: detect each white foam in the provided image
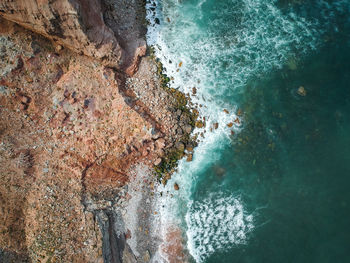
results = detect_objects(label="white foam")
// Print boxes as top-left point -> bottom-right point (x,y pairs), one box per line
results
146,0 -> 349,262
186,193 -> 254,262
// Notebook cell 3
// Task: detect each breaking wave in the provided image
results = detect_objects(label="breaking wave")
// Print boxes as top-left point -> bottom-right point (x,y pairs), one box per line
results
146,0 -> 350,261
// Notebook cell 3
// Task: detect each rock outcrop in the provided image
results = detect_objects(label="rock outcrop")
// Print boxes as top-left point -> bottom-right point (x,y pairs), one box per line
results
0,0 -> 147,74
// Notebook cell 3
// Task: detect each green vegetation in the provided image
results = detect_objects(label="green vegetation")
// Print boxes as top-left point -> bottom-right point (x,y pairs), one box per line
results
148,46 -> 199,183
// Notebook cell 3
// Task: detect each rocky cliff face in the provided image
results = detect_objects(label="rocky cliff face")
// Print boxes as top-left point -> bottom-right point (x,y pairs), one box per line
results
0,1 -> 194,262
0,0 -> 147,75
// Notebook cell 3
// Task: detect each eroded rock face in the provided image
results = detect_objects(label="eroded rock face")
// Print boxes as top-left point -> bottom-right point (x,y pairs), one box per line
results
0,15 -> 195,261
0,0 -> 146,73
0,20 -> 152,262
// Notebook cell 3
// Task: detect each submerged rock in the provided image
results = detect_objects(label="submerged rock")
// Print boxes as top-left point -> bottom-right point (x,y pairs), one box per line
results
297,86 -> 307,96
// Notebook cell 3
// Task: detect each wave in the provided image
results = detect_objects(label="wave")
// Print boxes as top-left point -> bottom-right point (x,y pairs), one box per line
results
146,0 -> 350,262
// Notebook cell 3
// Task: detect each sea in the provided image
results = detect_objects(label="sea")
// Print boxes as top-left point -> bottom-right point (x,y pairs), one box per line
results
146,0 -> 350,262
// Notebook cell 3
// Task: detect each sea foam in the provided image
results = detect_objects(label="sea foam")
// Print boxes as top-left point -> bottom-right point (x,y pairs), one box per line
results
146,0 -> 348,262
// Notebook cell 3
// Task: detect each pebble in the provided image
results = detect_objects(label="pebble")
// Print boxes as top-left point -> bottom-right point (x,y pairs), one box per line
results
213,123 -> 219,129
227,122 -> 233,127
174,183 -> 179,190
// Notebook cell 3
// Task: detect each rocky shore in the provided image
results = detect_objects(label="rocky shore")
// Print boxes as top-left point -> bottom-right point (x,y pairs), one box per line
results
0,1 -> 196,262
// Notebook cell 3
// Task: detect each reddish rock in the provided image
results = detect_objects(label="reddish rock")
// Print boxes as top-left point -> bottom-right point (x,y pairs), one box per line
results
0,0 -> 146,73
186,154 -> 193,162
192,87 -> 197,95
174,183 -> 179,190
234,117 -> 241,124
155,138 -> 166,149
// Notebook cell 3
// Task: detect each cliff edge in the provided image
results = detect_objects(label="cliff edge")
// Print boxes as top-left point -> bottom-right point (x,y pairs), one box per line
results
0,1 -> 195,262
0,0 -> 147,75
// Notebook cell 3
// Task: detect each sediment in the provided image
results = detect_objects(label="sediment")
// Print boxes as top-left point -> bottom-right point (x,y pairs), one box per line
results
0,1 -> 195,262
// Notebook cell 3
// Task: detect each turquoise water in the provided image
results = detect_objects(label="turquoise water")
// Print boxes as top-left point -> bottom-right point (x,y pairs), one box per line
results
147,0 -> 350,262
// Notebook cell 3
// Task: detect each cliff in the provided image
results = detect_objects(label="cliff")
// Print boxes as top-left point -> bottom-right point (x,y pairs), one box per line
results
0,1 -> 194,262
0,0 -> 146,75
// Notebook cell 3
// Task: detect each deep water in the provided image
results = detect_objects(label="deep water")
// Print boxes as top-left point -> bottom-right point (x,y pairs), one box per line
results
147,0 -> 350,262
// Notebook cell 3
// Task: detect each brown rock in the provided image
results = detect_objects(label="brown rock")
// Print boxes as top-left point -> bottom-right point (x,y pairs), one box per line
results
174,183 -> 179,190
55,44 -> 63,53
142,149 -> 149,157
195,120 -> 204,128
0,0 -> 146,73
227,122 -> 233,127
213,122 -> 219,129
192,87 -> 197,95
223,109 -> 229,114
19,103 -> 28,110
20,95 -> 30,104
175,142 -> 185,152
184,125 -> 192,134
154,158 -> 162,166
186,145 -> 194,152
125,229 -> 132,239
155,138 -> 166,149
186,154 -> 193,162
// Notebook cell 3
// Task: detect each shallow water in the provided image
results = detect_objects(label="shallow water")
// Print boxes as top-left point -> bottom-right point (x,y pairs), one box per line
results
147,0 -> 350,262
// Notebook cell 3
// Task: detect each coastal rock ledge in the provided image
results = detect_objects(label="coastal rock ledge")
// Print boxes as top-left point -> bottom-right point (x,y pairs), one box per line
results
0,1 -> 194,263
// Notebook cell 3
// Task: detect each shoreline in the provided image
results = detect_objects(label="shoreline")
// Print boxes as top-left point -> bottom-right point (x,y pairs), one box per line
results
0,0 -> 198,261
